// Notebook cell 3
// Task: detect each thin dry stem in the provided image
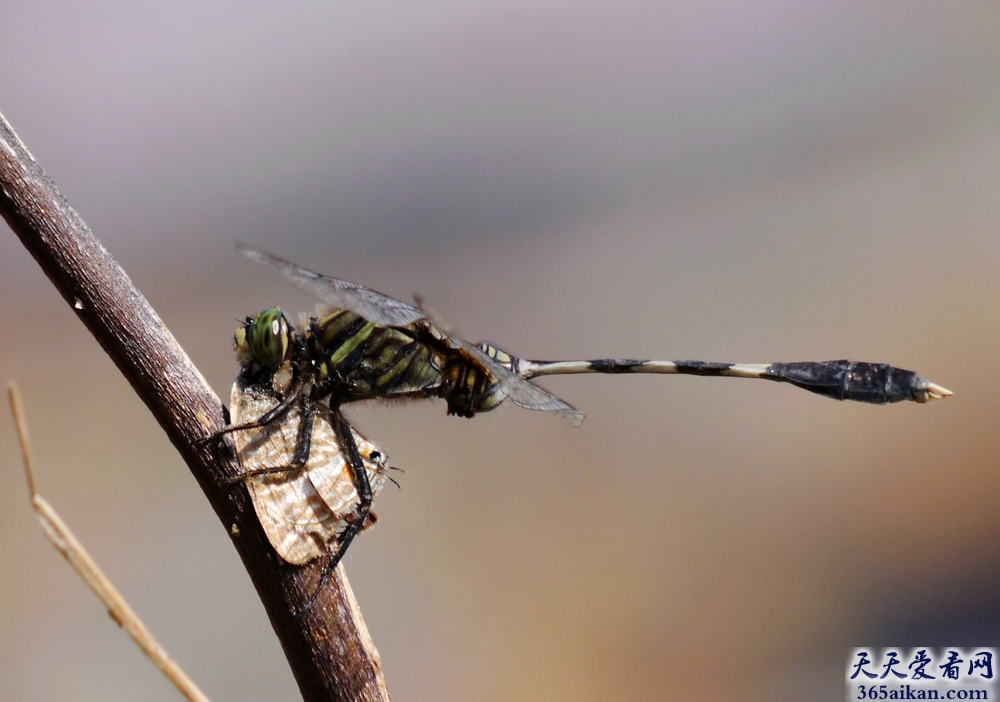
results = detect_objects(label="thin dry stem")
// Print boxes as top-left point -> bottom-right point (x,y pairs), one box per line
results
8,382 -> 212,702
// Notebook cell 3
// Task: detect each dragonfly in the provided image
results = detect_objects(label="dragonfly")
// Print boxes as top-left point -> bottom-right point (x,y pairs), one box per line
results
218,244 -> 952,610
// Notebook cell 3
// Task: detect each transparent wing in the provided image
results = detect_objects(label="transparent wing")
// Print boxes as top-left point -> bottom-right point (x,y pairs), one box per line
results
238,243 -> 425,327
414,296 -> 585,426
461,337 -> 584,426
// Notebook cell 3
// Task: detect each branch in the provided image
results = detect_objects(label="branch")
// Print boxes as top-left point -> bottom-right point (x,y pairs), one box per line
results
0,111 -> 388,702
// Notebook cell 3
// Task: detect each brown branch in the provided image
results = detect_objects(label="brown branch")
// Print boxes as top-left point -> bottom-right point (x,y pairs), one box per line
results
0,111 -> 388,702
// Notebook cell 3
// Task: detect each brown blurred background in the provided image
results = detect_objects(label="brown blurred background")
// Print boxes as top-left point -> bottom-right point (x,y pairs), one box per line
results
1,2 -> 997,700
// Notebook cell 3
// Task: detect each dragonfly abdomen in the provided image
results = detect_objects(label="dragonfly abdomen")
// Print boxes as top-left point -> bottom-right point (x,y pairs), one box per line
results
441,360 -> 503,418
758,361 -> 925,404
667,360 -> 926,403
517,357 -> 949,405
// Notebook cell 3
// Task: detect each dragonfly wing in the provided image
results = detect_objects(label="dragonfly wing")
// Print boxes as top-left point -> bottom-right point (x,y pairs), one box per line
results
476,344 -> 585,426
413,296 -> 584,426
238,244 -> 425,327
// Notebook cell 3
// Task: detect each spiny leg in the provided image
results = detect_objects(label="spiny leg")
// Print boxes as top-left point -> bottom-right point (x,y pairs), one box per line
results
194,377 -> 305,447
222,395 -> 317,485
513,357 -> 952,404
294,406 -> 374,618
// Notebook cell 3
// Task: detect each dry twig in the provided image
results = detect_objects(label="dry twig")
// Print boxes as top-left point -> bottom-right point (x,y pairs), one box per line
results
9,382 -> 212,702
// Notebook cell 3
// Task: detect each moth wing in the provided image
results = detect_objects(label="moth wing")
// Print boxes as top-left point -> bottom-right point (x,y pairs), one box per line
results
306,415 -> 389,516
230,382 -> 336,564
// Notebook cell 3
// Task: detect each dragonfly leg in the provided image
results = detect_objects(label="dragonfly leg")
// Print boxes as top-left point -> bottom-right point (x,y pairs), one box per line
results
193,378 -> 305,448
221,395 -> 317,485
294,406 -> 374,618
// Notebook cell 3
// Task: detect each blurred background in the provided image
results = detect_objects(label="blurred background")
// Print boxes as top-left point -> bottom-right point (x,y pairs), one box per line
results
0,2 -> 997,700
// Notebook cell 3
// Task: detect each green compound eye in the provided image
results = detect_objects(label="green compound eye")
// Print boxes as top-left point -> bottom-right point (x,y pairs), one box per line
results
238,308 -> 289,371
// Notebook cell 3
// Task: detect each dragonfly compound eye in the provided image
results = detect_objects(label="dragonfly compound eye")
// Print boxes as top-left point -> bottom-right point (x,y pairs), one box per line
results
241,308 -> 290,371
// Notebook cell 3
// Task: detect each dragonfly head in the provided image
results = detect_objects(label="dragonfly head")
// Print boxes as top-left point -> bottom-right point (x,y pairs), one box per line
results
235,308 -> 292,375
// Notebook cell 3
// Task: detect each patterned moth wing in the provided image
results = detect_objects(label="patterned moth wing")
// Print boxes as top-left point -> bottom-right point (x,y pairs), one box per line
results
229,381 -> 389,565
